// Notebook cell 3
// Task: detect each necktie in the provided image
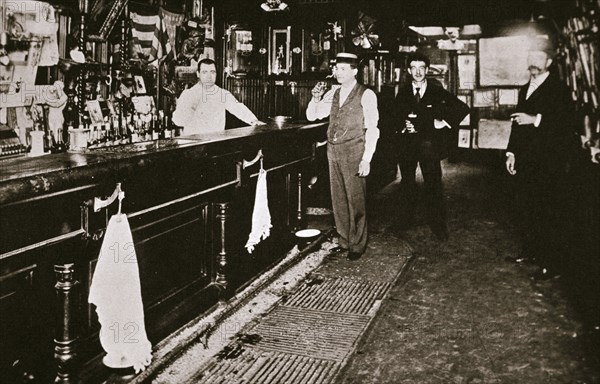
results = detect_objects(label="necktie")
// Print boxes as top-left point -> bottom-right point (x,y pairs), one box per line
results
415,87 -> 421,103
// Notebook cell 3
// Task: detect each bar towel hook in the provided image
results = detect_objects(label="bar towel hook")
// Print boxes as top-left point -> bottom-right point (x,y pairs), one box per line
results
93,183 -> 123,212
116,190 -> 125,222
243,149 -> 264,169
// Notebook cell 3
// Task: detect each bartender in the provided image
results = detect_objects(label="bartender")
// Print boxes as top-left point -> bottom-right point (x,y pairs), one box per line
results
172,58 -> 265,134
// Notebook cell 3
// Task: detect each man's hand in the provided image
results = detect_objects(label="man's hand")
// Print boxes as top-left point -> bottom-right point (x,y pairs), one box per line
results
506,153 -> 517,175
311,82 -> 327,101
357,160 -> 371,177
510,112 -> 536,125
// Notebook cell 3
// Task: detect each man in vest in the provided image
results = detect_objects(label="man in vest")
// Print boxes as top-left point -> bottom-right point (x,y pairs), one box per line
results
306,52 -> 380,261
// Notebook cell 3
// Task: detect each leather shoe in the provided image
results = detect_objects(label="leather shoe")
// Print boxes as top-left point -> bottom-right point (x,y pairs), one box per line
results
347,251 -> 363,261
329,246 -> 347,255
529,267 -> 560,281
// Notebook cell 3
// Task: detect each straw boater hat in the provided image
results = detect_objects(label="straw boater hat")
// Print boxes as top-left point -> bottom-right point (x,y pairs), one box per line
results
335,52 -> 359,65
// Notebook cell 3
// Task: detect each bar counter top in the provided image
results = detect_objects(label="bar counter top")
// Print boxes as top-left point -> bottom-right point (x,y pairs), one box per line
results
0,121 -> 327,205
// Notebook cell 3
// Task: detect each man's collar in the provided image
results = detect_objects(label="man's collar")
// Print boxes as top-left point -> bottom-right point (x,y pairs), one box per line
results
530,70 -> 550,84
412,79 -> 427,92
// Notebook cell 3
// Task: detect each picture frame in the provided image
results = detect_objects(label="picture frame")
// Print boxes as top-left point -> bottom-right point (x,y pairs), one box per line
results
302,30 -> 334,73
498,88 -> 520,105
458,128 -> 471,148
86,100 -> 104,124
270,27 -> 291,74
473,89 -> 496,108
134,75 -> 147,95
457,54 -> 477,90
479,36 -> 530,87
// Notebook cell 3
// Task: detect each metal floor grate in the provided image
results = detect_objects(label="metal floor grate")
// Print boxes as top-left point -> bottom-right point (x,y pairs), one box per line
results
284,277 -> 391,315
186,273 -> 403,383
249,306 -> 370,361
194,349 -> 340,384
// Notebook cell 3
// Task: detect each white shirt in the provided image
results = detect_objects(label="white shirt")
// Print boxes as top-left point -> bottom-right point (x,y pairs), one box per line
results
172,83 -> 259,135
306,80 -> 380,162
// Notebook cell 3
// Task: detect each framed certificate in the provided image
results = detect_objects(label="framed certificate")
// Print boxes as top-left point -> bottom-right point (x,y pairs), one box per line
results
86,100 -> 104,124
270,27 -> 291,74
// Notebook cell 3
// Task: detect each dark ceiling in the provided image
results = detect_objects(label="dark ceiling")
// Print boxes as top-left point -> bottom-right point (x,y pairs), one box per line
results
349,0 -> 571,26
222,0 -> 576,29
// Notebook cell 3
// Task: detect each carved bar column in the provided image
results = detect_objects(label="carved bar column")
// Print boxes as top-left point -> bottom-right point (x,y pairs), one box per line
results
54,263 -> 79,384
214,202 -> 230,301
120,5 -> 129,71
118,5 -> 129,135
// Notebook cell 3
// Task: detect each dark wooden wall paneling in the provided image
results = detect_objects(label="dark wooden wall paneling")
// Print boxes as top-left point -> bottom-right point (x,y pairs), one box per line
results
224,78 -> 320,120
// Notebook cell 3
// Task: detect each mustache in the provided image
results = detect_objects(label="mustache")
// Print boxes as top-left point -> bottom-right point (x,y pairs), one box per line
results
528,65 -> 543,72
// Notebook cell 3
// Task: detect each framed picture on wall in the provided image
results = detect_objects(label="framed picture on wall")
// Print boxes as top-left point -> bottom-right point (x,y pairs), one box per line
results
458,54 -> 477,90
473,89 -> 496,107
86,100 -> 104,124
498,88 -> 519,105
270,27 -> 291,74
134,75 -> 147,95
302,30 -> 335,73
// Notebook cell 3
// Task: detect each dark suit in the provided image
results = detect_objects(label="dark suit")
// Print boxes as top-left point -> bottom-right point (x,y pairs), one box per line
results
506,71 -> 577,269
393,80 -> 470,234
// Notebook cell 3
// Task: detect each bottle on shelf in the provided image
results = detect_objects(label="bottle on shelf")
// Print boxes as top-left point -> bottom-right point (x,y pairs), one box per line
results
53,127 -> 67,153
155,110 -> 160,140
88,123 -> 96,148
163,112 -> 172,139
131,114 -> 138,143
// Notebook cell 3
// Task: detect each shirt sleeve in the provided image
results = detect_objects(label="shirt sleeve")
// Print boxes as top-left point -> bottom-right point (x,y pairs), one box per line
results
361,89 -> 380,162
224,91 -> 259,125
534,113 -> 542,127
172,89 -> 196,127
306,88 -> 336,121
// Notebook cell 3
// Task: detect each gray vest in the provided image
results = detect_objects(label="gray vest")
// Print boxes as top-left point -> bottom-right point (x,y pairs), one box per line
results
327,84 -> 367,144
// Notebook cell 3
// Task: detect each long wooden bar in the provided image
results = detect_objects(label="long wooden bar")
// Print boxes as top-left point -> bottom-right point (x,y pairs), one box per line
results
0,121 -> 327,383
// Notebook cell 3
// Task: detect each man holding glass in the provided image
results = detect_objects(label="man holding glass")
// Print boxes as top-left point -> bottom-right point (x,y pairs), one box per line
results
306,52 -> 380,261
393,52 -> 470,241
